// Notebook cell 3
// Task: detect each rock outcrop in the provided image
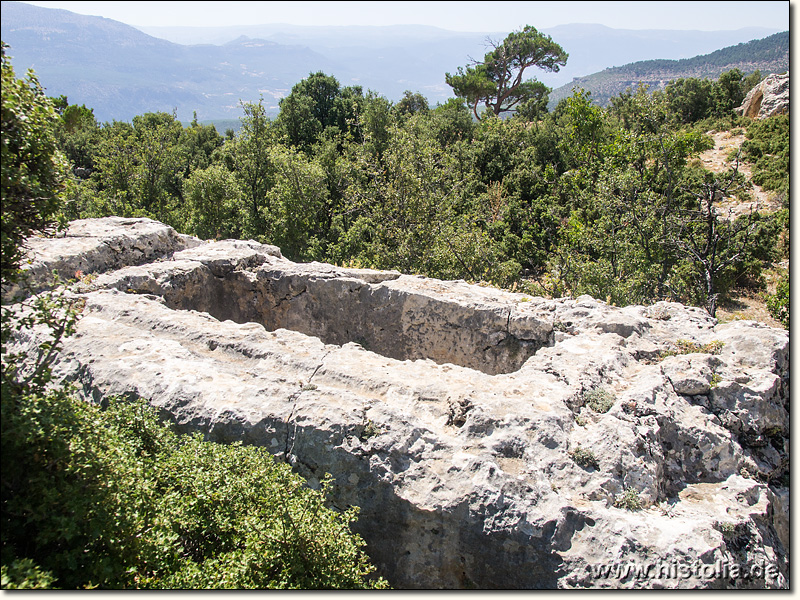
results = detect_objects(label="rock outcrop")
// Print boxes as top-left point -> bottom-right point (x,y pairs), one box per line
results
8,218 -> 790,589
736,72 -> 789,119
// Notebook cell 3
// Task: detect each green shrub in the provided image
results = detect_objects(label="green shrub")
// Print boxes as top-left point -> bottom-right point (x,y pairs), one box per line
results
569,445 -> 599,469
766,274 -> 789,329
1,390 -> 387,589
1,558 -> 57,589
584,387 -> 615,413
741,114 -> 789,196
614,488 -> 643,511
1,43 -> 68,287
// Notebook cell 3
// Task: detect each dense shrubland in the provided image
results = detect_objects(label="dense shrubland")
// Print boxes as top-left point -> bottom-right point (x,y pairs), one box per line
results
0,29 -> 789,589
1,387 -> 387,589
54,65 -> 787,317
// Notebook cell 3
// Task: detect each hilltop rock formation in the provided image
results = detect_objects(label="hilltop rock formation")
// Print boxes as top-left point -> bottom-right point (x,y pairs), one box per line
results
736,72 -> 789,119
9,218 -> 789,589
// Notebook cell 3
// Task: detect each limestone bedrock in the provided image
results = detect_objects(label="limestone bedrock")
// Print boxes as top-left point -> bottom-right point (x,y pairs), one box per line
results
9,217 -> 789,589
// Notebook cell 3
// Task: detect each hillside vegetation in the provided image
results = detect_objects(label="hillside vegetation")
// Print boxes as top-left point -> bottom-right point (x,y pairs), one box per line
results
551,31 -> 789,106
51,64 -> 788,321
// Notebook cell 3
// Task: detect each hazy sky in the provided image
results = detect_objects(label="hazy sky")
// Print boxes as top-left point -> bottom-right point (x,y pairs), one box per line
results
19,1 -> 792,31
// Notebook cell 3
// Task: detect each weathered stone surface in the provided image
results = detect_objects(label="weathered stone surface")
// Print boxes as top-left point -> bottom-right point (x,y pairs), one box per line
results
736,72 -> 789,119
8,218 -> 789,589
6,216 -> 202,299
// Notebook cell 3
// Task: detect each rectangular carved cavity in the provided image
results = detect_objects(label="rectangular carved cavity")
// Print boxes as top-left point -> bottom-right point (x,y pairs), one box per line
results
137,260 -> 554,376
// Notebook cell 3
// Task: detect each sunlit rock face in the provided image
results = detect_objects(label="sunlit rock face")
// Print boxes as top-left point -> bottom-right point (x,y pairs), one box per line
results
10,218 -> 789,589
736,72 -> 789,119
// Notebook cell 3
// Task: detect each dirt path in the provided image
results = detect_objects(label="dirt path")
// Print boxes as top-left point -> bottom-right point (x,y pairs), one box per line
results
715,288 -> 784,329
697,130 -> 786,328
698,130 -> 782,218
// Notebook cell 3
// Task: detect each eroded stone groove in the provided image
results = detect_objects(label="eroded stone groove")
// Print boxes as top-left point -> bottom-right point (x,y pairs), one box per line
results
8,218 -> 790,589
87,235 -> 556,375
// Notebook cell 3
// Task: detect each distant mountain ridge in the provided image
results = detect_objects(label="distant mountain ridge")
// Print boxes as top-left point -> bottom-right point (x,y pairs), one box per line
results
0,1 -> 785,123
1,1 -> 341,121
550,30 -> 790,106
137,21 -> 782,91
